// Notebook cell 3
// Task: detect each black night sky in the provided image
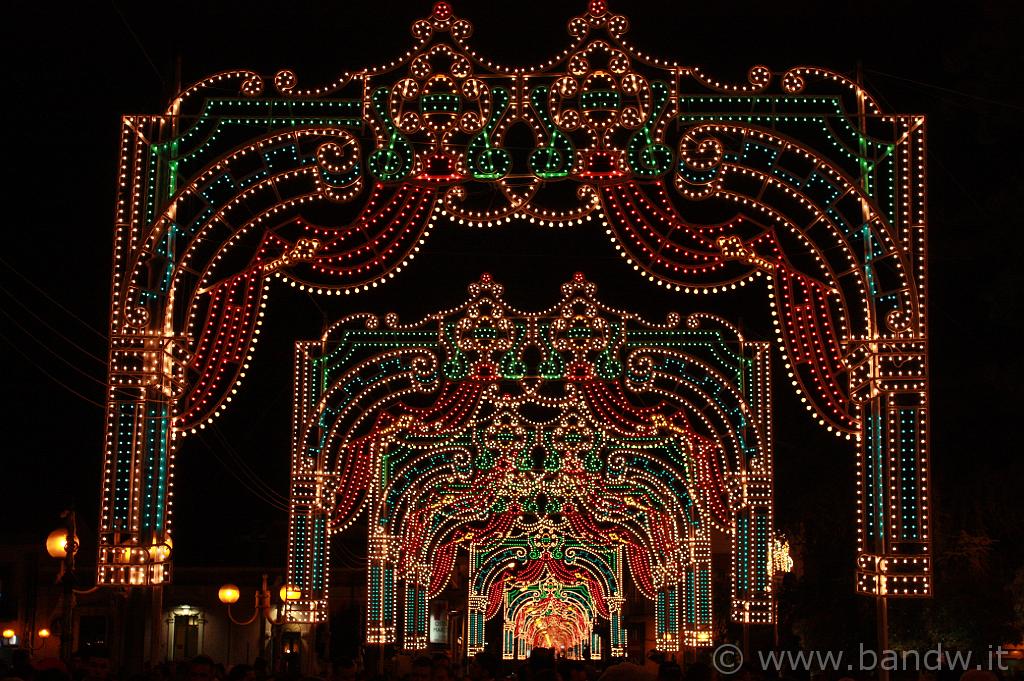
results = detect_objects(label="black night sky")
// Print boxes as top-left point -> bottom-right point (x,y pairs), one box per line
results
3,0 -> 1023,649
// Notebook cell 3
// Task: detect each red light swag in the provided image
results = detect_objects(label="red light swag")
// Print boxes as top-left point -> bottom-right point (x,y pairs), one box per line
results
98,0 -> 930,625
179,183 -> 435,428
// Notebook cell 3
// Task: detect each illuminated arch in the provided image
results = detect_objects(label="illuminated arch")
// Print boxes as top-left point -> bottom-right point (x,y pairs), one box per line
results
98,1 -> 930,612
284,274 -> 773,651
472,528 -> 619,658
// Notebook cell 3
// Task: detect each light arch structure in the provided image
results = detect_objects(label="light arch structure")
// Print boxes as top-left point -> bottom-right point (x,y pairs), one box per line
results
476,530 -> 623,659
287,274 -> 774,653
502,574 -> 599,660
97,0 -> 930,607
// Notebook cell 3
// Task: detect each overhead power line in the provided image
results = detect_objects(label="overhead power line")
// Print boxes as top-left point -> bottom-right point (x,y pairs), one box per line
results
0,330 -> 105,409
0,255 -> 107,340
0,283 -> 106,365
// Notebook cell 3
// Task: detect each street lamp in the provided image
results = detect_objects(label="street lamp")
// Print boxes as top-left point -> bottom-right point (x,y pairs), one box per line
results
217,575 -> 302,666
0,628 -> 48,653
279,585 -> 302,602
217,575 -> 299,626
46,529 -> 76,559
218,585 -> 241,605
18,628 -> 53,653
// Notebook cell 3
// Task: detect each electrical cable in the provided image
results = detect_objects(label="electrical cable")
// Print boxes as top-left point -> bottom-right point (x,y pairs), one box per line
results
865,68 -> 1024,113
110,1 -> 166,86
0,255 -> 108,339
0,330 -> 105,408
195,430 -> 289,512
209,423 -> 290,506
0,306 -> 109,387
0,283 -> 107,364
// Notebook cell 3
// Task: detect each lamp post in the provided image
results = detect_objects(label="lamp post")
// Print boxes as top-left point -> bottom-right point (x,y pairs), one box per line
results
17,627 -> 53,653
218,575 -> 301,667
45,510 -> 79,662
34,628 -> 52,650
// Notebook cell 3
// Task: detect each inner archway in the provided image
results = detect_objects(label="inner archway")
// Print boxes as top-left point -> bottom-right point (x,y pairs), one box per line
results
286,274 -> 774,653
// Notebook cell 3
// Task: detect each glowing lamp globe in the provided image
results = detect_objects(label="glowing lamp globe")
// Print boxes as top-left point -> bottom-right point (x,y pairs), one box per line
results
148,541 -> 172,563
218,584 -> 241,604
2,629 -> 14,639
279,585 -> 302,601
46,529 -> 72,559
37,628 -> 51,639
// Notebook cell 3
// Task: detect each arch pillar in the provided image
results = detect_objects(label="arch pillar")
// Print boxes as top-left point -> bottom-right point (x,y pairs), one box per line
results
503,621 -> 517,660
850,342 -> 930,596
681,531 -> 714,648
285,494 -> 330,623
402,563 -> 430,650
96,331 -> 184,586
731,471 -> 775,625
655,583 -> 681,653
607,596 -> 626,658
367,532 -> 397,644
467,594 -> 487,654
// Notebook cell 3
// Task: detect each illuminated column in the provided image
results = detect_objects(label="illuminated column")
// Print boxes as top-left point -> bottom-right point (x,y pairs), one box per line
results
368,533 -> 397,644
655,583 -> 680,653
517,630 -> 529,660
467,594 -> 487,654
850,342 -> 931,597
97,330 -> 184,586
682,530 -> 713,648
466,541 -> 486,654
286,492 -> 329,624
286,341 -> 330,624
97,115 -> 183,588
402,564 -> 429,650
731,473 -> 774,625
503,621 -> 515,660
607,596 -> 626,658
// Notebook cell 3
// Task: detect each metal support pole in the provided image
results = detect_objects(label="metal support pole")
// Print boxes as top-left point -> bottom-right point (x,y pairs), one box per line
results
259,575 -> 269,667
877,596 -> 889,681
856,61 -> 891,681
151,585 -> 163,665
60,510 -> 77,663
773,573 -> 780,650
